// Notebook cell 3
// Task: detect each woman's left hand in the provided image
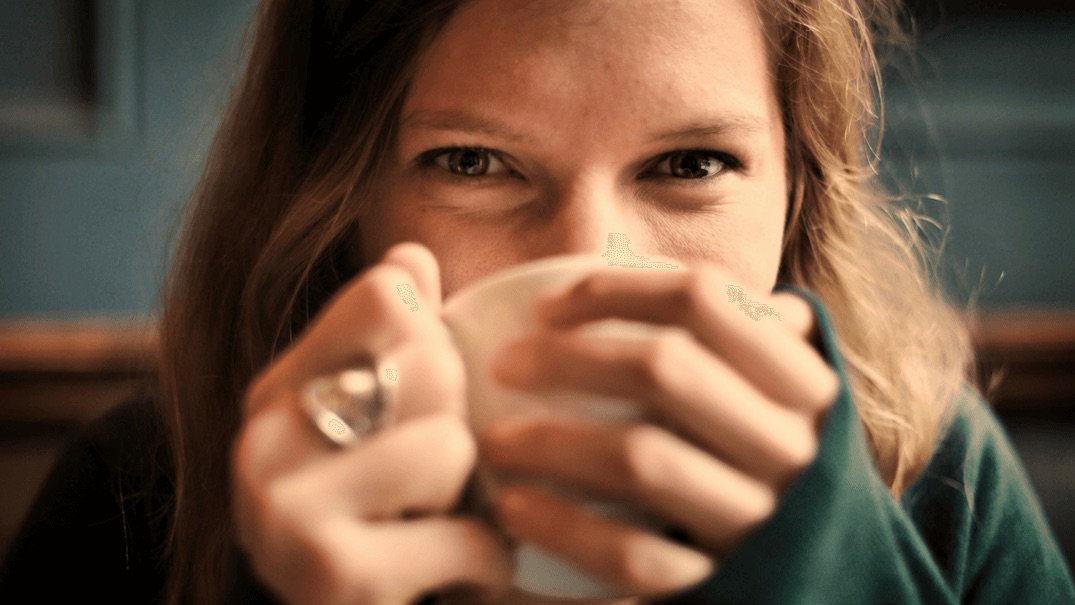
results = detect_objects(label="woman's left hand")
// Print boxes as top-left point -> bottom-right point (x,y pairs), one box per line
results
478,263 -> 841,596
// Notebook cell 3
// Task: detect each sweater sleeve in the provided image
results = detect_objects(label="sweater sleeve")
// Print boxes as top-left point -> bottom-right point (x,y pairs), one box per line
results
901,385 -> 1075,604
658,286 -> 1075,605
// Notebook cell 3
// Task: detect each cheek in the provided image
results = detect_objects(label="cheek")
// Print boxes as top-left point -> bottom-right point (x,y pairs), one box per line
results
749,191 -> 788,288
356,185 -> 430,266
361,196 -> 519,300
438,243 -> 526,300
722,229 -> 783,291
715,180 -> 787,290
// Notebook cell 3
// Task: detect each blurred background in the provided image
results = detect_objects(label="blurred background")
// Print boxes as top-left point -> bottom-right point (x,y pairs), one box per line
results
1,0 -> 1073,573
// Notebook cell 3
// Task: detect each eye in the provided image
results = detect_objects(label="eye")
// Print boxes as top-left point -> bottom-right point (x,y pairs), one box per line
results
426,147 -> 511,177
651,150 -> 735,179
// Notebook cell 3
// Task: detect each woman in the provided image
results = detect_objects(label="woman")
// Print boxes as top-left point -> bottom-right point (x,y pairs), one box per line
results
2,0 -> 1072,603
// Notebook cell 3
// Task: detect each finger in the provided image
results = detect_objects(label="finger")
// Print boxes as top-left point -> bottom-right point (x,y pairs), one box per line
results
237,326 -> 468,501
235,346 -> 471,501
491,328 -> 820,486
234,400 -> 340,488
287,262 -> 446,377
769,291 -> 818,347
380,241 -> 444,313
530,266 -> 837,413
383,335 -> 468,421
287,413 -> 479,520
265,516 -> 512,605
244,260 -> 454,418
364,517 -> 514,604
495,485 -> 714,595
481,417 -> 778,550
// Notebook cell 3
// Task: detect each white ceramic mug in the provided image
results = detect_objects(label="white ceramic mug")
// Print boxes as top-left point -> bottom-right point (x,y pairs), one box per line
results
441,253 -> 684,599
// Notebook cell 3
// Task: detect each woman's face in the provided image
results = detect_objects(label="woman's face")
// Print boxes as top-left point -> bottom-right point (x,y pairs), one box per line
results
360,0 -> 787,300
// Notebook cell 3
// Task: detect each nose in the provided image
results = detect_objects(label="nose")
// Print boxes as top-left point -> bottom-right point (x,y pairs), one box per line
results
532,181 -> 654,263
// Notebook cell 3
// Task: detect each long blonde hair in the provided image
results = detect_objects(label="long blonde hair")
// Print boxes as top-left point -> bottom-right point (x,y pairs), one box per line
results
762,0 -> 972,494
157,0 -> 972,601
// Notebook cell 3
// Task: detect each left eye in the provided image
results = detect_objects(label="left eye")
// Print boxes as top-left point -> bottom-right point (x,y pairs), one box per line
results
652,151 -> 730,179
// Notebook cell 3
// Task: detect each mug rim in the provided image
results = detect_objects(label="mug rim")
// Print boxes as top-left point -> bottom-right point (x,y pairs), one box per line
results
441,252 -> 684,316
441,253 -> 608,315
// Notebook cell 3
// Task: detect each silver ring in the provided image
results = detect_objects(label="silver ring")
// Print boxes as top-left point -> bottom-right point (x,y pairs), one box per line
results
302,364 -> 392,447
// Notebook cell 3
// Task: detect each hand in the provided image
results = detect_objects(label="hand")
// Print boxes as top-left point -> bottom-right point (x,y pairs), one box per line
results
231,242 -> 513,605
479,264 -> 839,597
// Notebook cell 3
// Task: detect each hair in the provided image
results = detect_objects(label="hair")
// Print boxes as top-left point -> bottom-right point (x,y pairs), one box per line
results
156,0 -> 973,601
758,0 -> 972,493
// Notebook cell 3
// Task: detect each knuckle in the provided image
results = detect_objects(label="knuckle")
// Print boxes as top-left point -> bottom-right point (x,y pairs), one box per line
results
678,269 -> 714,316
429,348 -> 468,399
389,340 -> 468,419
635,329 -> 689,396
346,265 -> 428,337
618,424 -> 672,495
360,266 -> 412,314
402,347 -> 467,417
569,273 -> 612,301
681,266 -> 729,321
427,413 -> 479,470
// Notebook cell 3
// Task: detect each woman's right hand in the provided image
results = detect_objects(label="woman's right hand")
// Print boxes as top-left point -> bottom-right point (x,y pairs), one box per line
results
231,242 -> 514,605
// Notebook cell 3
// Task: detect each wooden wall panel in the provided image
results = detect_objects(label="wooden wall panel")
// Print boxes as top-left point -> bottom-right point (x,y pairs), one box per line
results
968,311 -> 1075,412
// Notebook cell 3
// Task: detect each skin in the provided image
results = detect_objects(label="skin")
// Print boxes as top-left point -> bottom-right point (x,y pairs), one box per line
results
233,1 -> 840,603
361,0 -> 787,297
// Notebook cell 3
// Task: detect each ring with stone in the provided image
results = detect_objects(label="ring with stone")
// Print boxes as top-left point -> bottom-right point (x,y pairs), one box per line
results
302,363 -> 393,447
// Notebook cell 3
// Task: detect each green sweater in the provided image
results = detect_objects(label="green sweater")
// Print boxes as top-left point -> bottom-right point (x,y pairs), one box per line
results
661,287 -> 1075,604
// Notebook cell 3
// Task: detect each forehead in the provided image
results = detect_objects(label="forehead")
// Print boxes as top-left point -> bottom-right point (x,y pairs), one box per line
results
404,0 -> 778,135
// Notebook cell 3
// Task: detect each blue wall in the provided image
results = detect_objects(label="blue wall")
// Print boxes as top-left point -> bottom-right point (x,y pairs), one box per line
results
883,14 -> 1075,309
1,2 -> 1072,319
0,0 -> 257,319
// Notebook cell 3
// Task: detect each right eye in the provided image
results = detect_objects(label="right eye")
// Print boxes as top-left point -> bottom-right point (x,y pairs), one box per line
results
426,147 -> 511,177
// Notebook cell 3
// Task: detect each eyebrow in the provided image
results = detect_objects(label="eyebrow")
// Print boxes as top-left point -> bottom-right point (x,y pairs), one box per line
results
400,109 -> 771,144
649,115 -> 770,142
401,109 -> 538,144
